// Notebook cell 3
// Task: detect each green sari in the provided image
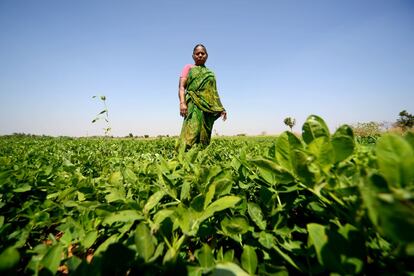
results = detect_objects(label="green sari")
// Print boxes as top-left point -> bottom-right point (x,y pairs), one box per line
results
177,65 -> 225,150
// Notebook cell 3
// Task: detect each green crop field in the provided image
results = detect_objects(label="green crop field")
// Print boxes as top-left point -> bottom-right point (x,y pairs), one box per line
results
1,115 -> 413,275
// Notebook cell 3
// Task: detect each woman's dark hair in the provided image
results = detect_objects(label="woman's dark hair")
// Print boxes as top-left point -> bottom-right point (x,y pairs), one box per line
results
193,44 -> 207,54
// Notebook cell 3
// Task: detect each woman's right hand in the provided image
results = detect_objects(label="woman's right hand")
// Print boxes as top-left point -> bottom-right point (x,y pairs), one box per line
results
220,110 -> 227,121
180,102 -> 188,117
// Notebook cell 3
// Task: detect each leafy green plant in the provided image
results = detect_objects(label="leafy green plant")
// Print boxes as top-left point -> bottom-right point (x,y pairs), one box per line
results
92,95 -> 111,136
1,117 -> 414,275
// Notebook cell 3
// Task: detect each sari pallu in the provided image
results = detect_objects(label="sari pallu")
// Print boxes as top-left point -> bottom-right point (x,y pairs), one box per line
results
177,65 -> 225,150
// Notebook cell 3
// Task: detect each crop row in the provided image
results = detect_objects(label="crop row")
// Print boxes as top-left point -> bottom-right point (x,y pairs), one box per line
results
0,115 -> 413,275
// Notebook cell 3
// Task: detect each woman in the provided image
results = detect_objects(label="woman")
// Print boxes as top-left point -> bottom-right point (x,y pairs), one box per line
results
177,44 -> 227,150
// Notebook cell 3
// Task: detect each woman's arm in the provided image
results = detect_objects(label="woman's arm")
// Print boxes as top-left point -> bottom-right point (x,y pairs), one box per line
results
178,76 -> 188,117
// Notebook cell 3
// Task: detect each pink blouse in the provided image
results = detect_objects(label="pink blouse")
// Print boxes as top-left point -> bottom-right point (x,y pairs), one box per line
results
180,64 -> 195,78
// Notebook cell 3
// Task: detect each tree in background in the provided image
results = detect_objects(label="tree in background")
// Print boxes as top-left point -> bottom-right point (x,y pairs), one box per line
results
396,110 -> 414,131
284,117 -> 296,132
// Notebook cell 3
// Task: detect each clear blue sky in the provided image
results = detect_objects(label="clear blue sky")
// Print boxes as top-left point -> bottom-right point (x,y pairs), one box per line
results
1,0 -> 413,136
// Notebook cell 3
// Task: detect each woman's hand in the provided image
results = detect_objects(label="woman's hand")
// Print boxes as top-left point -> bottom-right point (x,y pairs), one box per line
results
221,110 -> 227,121
180,102 -> 188,117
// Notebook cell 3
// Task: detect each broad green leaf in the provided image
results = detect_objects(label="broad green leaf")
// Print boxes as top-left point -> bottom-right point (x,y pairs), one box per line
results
105,188 -> 125,203
360,174 -> 387,226
204,182 -> 217,209
187,266 -> 205,276
275,131 -> 303,173
174,204 -> 197,235
13,184 -> 32,193
376,134 -> 414,188
76,191 -> 85,201
334,124 -> 354,138
307,223 -> 335,267
66,256 -> 82,273
0,247 -> 20,271
134,223 -> 155,262
102,210 -> 144,225
195,244 -> 214,268
95,234 -> 119,255
281,240 -> 302,253
201,196 -> 241,221
221,216 -> 250,235
153,209 -> 175,228
175,196 -> 241,236
83,230 -> 98,249
180,181 -> 191,201
109,171 -> 123,185
40,244 -> 63,274
214,174 -> 233,197
223,249 -> 235,262
59,231 -> 73,246
247,202 -> 266,230
272,244 -> 302,272
362,174 -> 414,243
159,173 -> 178,199
307,223 -> 364,274
216,247 -> 225,262
213,262 -> 249,276
143,190 -> 165,215
148,242 -> 165,263
205,166 -> 223,186
191,194 -> 205,212
257,231 -> 275,249
250,158 -> 294,185
241,245 -> 258,275
162,234 -> 186,264
122,167 -> 137,183
308,137 -> 335,171
288,148 -> 314,186
331,135 -> 354,163
337,224 -> 364,273
302,115 -> 330,144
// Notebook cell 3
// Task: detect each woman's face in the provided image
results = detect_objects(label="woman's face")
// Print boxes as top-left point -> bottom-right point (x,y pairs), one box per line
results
192,47 -> 208,65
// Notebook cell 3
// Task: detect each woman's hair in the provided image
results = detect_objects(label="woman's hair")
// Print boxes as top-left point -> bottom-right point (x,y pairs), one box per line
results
193,44 -> 207,54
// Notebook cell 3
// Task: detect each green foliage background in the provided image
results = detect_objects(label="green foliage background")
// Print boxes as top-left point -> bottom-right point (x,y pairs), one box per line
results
0,115 -> 413,275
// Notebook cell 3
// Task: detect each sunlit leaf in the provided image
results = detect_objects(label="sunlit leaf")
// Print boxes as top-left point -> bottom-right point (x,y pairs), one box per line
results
195,244 -> 214,268
40,244 -> 63,274
102,210 -> 144,225
376,134 -> 414,188
0,247 -> 20,271
275,131 -> 303,173
247,202 -> 266,230
144,190 -> 166,215
213,262 -> 249,276
241,245 -> 257,275
135,223 -> 155,262
221,216 -> 250,235
302,115 -> 330,144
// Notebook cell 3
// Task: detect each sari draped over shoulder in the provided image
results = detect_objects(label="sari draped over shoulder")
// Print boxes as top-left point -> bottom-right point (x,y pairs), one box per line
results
177,65 -> 225,150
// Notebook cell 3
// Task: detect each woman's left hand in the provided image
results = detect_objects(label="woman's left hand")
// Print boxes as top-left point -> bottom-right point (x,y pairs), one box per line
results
221,111 -> 227,121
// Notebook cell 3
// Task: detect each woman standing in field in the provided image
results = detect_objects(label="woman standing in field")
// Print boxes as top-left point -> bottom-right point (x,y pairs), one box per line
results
177,44 -> 227,150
